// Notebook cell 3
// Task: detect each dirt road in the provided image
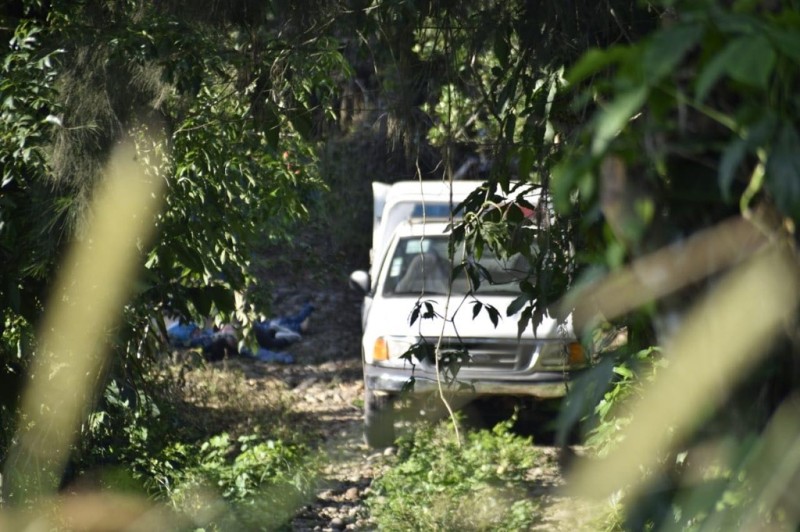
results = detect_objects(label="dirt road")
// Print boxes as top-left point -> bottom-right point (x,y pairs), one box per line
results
265,279 -> 387,530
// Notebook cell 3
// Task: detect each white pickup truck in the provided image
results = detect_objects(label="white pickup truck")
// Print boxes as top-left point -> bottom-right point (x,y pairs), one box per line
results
349,180 -> 584,447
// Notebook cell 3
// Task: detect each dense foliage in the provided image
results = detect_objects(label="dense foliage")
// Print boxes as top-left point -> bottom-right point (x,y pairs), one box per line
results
2,0 -> 800,528
0,0 -> 344,365
549,3 -> 800,529
0,0 -> 344,508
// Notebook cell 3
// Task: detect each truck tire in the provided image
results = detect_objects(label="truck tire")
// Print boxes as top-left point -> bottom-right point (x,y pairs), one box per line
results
364,388 -> 395,448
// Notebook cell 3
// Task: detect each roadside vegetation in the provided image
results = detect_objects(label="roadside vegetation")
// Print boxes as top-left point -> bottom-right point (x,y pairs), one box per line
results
66,359 -> 320,529
368,416 -> 540,531
2,0 -> 800,530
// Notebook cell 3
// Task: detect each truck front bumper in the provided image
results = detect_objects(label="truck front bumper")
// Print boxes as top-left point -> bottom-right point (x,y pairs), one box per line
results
364,364 -> 574,399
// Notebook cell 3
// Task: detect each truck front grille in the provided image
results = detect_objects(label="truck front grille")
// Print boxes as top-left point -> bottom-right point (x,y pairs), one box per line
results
424,337 -> 534,372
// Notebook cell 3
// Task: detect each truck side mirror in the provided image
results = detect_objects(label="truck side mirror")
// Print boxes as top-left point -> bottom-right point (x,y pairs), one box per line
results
349,270 -> 370,294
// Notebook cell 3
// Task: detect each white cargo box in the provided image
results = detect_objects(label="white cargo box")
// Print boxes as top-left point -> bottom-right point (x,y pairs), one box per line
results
370,180 -> 484,279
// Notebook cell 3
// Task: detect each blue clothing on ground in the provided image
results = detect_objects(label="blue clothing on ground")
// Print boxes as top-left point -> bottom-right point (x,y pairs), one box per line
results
254,348 -> 295,364
269,302 -> 315,334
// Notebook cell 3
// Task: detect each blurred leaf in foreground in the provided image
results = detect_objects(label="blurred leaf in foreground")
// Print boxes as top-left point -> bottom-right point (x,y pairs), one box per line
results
566,243 -> 799,524
2,135 -> 165,507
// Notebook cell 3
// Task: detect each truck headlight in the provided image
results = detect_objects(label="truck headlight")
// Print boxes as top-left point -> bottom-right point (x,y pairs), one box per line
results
567,341 -> 586,366
372,337 -> 415,362
538,341 -> 586,369
372,337 -> 389,361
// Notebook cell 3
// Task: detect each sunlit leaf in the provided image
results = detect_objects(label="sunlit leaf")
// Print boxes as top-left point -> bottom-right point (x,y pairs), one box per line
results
613,365 -> 634,379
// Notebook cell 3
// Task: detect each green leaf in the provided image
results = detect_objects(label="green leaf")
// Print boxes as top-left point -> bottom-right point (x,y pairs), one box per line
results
613,365 -> 634,379
643,23 -> 703,84
506,294 -> 528,317
288,109 -> 312,139
486,305 -> 500,328
496,66 -> 521,116
190,287 -> 213,317
696,39 -> 740,102
697,33 -> 775,101
551,154 -> 594,212
475,262 -> 492,285
43,114 -> 62,126
719,137 -> 748,200
517,146 -> 534,180
494,33 -> 510,69
519,280 -> 535,295
8,283 -> 21,313
409,302 -> 421,326
555,357 -> 615,446
591,85 -> 649,155
451,262 -> 465,281
503,114 -> 516,141
471,301 -> 483,320
466,262 -> 481,291
208,285 -> 235,314
725,33 -> 775,89
719,115 -> 776,199
261,103 -> 281,149
566,46 -> 631,86
767,28 -> 800,64
765,124 -> 800,220
517,306 -> 532,338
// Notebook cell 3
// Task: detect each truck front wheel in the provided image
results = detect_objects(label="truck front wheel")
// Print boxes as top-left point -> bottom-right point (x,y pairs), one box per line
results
364,388 -> 395,448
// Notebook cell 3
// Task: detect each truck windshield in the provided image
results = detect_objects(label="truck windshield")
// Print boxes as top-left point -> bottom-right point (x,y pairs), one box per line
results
383,236 -> 529,296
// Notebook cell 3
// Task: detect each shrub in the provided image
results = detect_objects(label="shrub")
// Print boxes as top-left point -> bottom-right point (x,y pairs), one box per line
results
75,378 -> 316,531
369,416 -> 539,531
170,433 -> 317,531
584,346 -> 664,458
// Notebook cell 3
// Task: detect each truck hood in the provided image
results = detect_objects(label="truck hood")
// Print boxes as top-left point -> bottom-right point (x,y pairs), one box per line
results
368,294 -> 572,340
